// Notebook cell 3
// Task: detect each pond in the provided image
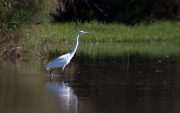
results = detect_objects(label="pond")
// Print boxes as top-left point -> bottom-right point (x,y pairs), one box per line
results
0,42 -> 180,113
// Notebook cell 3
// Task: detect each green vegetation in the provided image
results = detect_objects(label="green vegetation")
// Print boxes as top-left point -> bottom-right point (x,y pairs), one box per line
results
20,21 -> 180,42
1,0 -> 180,57
0,0 -> 57,57
23,41 -> 180,58
0,0 -> 57,37
16,21 -> 180,57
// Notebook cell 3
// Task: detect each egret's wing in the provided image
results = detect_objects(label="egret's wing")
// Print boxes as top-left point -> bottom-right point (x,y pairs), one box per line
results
46,53 -> 71,70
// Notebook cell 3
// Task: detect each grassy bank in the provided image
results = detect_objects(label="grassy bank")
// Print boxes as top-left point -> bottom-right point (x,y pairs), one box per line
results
20,21 -> 180,42
17,21 -> 180,57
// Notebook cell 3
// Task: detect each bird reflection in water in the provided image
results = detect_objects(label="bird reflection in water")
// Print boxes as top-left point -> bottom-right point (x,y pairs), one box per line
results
45,80 -> 78,113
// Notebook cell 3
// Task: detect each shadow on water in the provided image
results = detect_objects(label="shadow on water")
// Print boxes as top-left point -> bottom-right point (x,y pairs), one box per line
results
0,42 -> 180,113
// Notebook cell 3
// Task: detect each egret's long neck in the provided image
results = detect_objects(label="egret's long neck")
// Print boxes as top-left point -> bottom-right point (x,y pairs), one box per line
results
70,34 -> 79,58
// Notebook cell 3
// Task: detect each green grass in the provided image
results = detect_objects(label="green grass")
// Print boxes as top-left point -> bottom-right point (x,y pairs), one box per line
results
20,21 -> 180,42
30,42 -> 180,58
18,21 -> 180,56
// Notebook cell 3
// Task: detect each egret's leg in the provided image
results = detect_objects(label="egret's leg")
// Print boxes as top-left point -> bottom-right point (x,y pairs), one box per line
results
50,69 -> 55,79
61,65 -> 66,77
50,69 -> 54,75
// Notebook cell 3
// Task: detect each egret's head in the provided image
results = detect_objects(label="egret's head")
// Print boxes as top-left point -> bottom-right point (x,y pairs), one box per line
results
77,31 -> 89,35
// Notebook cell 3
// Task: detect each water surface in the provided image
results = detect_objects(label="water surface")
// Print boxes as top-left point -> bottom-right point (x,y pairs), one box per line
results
0,42 -> 180,113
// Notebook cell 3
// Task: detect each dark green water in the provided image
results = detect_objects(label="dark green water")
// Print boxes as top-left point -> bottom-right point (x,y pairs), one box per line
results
0,42 -> 180,113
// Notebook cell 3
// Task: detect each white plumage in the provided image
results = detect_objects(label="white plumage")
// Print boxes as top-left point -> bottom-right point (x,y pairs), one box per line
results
46,53 -> 71,71
46,31 -> 89,78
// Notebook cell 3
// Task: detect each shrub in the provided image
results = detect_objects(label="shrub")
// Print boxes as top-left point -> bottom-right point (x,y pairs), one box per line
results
0,0 -> 57,38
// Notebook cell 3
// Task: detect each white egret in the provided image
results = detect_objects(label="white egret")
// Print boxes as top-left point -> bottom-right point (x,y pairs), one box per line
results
46,31 -> 89,78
